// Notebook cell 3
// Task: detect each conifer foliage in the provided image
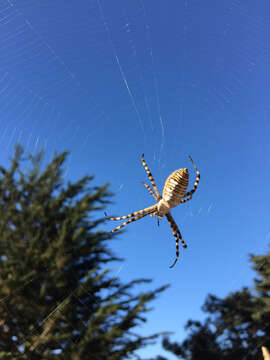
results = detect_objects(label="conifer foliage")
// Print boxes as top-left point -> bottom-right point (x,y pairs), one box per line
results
0,146 -> 168,359
160,250 -> 270,360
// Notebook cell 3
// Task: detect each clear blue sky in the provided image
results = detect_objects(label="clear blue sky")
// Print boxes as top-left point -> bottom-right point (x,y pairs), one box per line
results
1,0 -> 270,358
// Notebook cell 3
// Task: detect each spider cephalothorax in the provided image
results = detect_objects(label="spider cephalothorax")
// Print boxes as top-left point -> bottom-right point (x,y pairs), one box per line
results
105,154 -> 200,268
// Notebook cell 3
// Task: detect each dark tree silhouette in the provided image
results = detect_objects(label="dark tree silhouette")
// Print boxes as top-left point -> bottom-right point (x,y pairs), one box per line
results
0,145 -> 169,360
159,250 -> 270,360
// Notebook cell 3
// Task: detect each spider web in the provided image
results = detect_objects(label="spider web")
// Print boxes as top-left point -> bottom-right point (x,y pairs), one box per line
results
0,0 -> 270,358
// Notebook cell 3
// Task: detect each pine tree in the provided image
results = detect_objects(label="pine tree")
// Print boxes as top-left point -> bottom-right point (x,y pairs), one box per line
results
0,145 -> 169,359
251,251 -> 270,336
159,249 -> 270,360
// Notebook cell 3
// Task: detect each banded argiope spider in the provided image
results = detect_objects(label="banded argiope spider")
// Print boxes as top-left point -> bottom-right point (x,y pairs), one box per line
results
105,154 -> 200,268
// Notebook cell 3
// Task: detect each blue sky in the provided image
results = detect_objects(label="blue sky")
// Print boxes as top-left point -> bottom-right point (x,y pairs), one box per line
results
1,0 -> 270,358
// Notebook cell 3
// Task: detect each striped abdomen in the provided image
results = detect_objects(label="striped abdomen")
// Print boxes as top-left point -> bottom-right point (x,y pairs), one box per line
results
162,168 -> 189,208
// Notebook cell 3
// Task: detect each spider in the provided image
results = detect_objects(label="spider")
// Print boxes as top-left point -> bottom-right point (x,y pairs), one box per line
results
105,154 -> 200,268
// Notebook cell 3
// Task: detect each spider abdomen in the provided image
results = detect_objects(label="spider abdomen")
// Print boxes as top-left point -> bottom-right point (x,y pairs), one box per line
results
162,168 -> 189,207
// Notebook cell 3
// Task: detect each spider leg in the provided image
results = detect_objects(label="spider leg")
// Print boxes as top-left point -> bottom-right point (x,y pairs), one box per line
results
142,182 -> 158,202
105,204 -> 157,221
141,154 -> 162,200
179,194 -> 192,204
183,156 -> 200,198
150,210 -> 157,218
166,212 -> 187,268
110,212 -> 151,233
150,207 -> 159,218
